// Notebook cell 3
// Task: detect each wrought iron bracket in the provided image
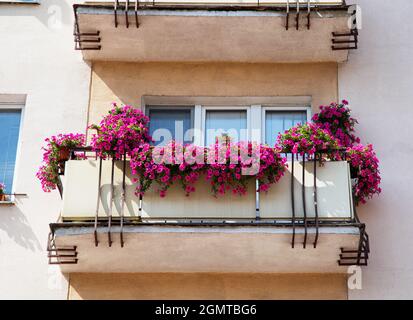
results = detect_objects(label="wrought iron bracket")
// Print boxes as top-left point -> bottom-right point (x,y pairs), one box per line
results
285,0 -> 312,31
338,224 -> 370,266
73,7 -> 101,50
332,9 -> 358,51
332,29 -> 358,51
290,153 -> 320,249
114,0 -> 140,28
47,232 -> 78,265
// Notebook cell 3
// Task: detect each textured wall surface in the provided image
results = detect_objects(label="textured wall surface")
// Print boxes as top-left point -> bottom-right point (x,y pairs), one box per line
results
69,273 -> 348,300
88,61 -> 338,127
341,0 -> 413,300
0,1 -> 90,299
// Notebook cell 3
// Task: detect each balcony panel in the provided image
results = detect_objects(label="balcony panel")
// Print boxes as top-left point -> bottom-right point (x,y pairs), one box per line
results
260,160 -> 353,219
61,159 -> 353,221
75,4 -> 354,63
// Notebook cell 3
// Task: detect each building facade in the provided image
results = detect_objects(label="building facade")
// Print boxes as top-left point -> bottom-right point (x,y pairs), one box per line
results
0,0 -> 412,300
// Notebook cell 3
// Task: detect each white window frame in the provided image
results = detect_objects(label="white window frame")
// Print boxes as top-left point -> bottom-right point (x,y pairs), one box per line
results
145,105 -> 195,144
142,96 -> 312,147
0,97 -> 25,203
201,105 -> 251,146
261,105 -> 312,145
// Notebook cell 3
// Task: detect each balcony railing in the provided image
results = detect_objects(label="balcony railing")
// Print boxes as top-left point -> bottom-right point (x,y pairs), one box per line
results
52,146 -> 366,253
46,146 -> 370,270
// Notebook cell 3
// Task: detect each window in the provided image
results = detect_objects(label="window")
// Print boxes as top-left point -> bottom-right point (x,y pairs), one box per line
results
144,99 -> 310,147
0,109 -> 22,195
264,110 -> 307,147
204,109 -> 248,145
147,106 -> 193,146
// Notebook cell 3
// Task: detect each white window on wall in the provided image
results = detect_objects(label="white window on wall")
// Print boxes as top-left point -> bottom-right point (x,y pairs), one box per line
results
204,108 -> 248,146
144,101 -> 310,147
0,108 -> 23,196
264,109 -> 308,147
147,106 -> 194,146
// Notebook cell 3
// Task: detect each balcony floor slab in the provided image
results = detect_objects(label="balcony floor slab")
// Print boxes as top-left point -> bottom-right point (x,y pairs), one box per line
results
53,225 -> 360,274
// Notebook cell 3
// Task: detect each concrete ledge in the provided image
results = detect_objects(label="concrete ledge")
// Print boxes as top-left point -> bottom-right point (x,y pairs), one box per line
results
54,224 -> 360,274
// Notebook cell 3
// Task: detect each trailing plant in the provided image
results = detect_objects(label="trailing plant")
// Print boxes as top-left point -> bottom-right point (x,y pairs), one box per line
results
276,122 -> 340,156
311,100 -> 381,204
205,141 -> 286,196
130,142 -> 205,198
312,100 -> 360,147
129,141 -> 287,198
36,133 -> 86,192
0,182 -> 5,195
345,144 -> 381,204
90,103 -> 152,160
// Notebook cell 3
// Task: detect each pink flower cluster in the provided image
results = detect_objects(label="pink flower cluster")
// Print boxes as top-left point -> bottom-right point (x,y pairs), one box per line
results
130,142 -> 205,197
276,122 -> 340,156
0,182 -> 5,194
130,141 -> 287,197
39,101 -> 381,205
36,133 -> 86,192
346,144 -> 381,204
90,103 -> 152,160
277,100 -> 381,205
312,100 -> 360,147
205,142 -> 286,196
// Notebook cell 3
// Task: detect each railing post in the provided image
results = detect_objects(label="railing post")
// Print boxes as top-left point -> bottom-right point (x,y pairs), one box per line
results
313,152 -> 319,248
120,150 -> 126,247
255,179 -> 260,220
108,158 -> 115,247
291,152 -> 296,248
94,157 -> 102,247
302,153 -> 308,248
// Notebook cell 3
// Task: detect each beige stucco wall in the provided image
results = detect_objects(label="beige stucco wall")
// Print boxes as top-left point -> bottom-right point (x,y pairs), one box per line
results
88,61 -> 338,125
68,273 -> 347,300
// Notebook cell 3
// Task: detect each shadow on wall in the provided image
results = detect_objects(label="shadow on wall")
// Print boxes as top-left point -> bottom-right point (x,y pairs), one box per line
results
0,0 -> 73,29
0,203 -> 42,251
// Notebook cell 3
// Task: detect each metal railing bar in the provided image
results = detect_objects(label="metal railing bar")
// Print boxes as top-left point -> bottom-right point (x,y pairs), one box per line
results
50,220 -> 364,231
285,0 -> 290,30
125,0 -> 130,28
135,0 -> 140,27
290,152 -> 296,248
302,153 -> 308,248
114,0 -> 119,27
313,153 -> 319,248
357,225 -> 365,265
120,151 -> 126,247
295,0 -> 300,30
255,179 -> 260,220
108,158 -> 115,247
94,158 -> 102,247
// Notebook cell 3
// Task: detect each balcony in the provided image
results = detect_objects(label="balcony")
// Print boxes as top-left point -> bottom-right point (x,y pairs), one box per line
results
48,147 -> 369,273
73,1 -> 359,63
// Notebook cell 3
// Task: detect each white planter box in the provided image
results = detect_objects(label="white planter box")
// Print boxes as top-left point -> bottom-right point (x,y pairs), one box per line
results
260,161 -> 354,219
61,159 -> 353,220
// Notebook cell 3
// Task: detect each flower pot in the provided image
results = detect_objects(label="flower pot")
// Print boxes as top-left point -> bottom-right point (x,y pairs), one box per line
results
58,147 -> 71,161
0,194 -> 6,202
351,178 -> 358,188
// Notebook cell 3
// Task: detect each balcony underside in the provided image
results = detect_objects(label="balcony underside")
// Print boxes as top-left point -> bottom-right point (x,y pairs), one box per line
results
51,224 -> 360,274
74,4 -> 355,63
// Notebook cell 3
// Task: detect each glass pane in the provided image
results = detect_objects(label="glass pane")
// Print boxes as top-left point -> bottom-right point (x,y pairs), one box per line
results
205,110 -> 247,146
148,108 -> 193,146
0,109 -> 22,195
265,110 -> 307,147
